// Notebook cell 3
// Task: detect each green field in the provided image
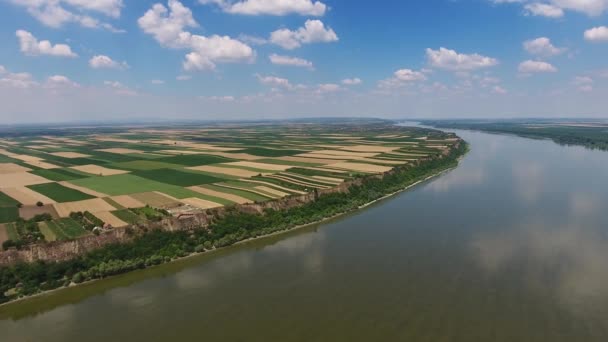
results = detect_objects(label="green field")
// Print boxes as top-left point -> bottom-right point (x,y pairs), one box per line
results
132,168 -> 226,187
203,184 -> 270,202
156,154 -> 235,166
111,209 -> 141,224
0,191 -> 20,207
29,168 -> 89,181
0,207 -> 19,224
28,183 -> 94,203
110,160 -> 183,171
237,147 -> 305,157
46,218 -> 88,239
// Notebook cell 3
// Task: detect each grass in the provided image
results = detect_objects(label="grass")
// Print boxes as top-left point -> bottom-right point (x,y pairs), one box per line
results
203,184 -> 270,202
110,160 -> 184,171
29,168 -> 89,182
28,183 -> 95,203
0,191 -> 20,207
5,223 -> 19,240
52,218 -> 88,239
132,168 -> 226,187
155,154 -> 235,166
0,207 -> 19,224
37,222 -> 57,242
103,197 -> 125,210
254,158 -> 323,167
111,209 -> 141,224
70,174 -> 210,199
236,147 -> 305,157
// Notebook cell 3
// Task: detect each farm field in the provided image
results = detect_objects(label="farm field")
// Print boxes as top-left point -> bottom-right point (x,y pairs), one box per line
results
0,122 -> 460,248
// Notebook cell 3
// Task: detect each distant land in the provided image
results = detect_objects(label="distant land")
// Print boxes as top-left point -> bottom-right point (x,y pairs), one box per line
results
422,119 -> 608,151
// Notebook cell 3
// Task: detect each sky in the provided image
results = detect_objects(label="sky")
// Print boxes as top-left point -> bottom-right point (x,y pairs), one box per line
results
0,0 -> 607,124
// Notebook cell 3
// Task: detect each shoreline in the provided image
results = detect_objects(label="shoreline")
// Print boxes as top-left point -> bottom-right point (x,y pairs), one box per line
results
0,149 -> 467,308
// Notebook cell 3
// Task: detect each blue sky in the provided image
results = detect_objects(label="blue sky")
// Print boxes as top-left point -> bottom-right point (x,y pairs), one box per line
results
0,0 -> 607,123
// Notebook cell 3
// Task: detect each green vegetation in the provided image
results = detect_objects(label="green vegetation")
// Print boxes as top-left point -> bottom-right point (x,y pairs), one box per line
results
29,168 -> 89,182
156,154 -> 235,166
0,207 -> 19,224
69,174 -> 199,197
203,184 -> 270,202
2,216 -> 49,250
237,147 -> 305,157
47,218 -> 88,239
0,191 -> 20,207
109,160 -> 183,171
0,141 -> 466,303
111,209 -> 141,224
132,168 -> 225,187
69,212 -> 104,230
27,183 -> 94,203
423,120 -> 608,151
131,206 -> 170,222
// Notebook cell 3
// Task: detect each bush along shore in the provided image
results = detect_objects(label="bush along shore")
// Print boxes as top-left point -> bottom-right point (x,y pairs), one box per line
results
0,141 -> 467,304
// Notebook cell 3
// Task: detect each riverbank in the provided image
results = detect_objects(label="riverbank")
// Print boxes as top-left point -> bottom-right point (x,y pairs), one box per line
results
0,141 -> 468,306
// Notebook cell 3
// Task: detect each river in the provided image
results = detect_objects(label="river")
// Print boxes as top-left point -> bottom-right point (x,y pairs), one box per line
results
2,128 -> 608,341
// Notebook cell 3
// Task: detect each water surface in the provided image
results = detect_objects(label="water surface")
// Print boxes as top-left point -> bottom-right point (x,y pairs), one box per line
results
2,129 -> 608,341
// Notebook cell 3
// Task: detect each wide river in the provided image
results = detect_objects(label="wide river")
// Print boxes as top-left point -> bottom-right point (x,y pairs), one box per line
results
2,128 -> 608,341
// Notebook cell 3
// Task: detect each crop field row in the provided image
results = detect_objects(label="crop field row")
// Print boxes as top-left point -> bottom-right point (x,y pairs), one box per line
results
0,123 -> 460,247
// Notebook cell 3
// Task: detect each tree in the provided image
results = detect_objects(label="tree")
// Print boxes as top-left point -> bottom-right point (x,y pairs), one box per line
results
36,201 -> 43,207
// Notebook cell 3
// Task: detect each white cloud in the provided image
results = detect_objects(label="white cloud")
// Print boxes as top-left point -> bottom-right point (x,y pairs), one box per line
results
0,72 -> 38,89
378,69 -> 427,90
9,0 -> 124,31
317,83 -> 341,93
269,54 -> 313,68
0,66 -> 6,74
584,26 -> 608,42
200,0 -> 327,16
176,75 -> 192,81
203,95 -> 236,102
89,55 -> 128,69
270,20 -> 338,50
493,0 -> 608,17
16,30 -> 77,57
524,3 -> 565,17
493,85 -> 508,94
518,60 -> 558,73
151,79 -> 165,84
138,0 -> 255,71
103,80 -> 137,96
45,75 -> 79,88
426,47 -> 498,71
341,78 -> 362,85
573,76 -> 593,91
256,74 -> 292,89
523,37 -> 565,57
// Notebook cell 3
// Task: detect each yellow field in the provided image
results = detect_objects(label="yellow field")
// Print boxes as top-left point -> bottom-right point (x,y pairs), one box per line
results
187,165 -> 260,178
93,211 -> 128,228
0,163 -> 31,174
225,161 -> 293,171
70,164 -> 129,176
180,197 -> 223,209
0,172 -> 51,187
0,186 -> 56,205
326,162 -> 392,173
188,186 -> 252,204
59,181 -> 108,197
54,198 -> 117,217
96,148 -> 143,154
110,195 -> 145,208
50,152 -> 91,158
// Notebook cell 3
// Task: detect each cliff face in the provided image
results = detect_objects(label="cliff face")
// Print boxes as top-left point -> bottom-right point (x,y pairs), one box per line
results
0,142 -> 461,267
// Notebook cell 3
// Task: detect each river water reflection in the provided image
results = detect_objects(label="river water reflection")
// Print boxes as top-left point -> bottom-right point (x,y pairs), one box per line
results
2,129 -> 608,341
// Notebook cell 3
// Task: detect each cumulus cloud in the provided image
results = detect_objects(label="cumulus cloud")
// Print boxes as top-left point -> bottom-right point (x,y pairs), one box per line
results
270,20 -> 338,50
492,0 -> 608,17
45,75 -> 79,88
341,78 -> 362,85
151,79 -> 165,84
524,3 -> 565,17
426,47 -> 498,71
202,95 -> 236,102
9,0 -> 124,31
584,26 -> 608,42
523,37 -> 565,57
103,80 -> 137,96
378,68 -> 427,89
573,76 -> 593,91
89,55 -> 128,69
16,30 -> 77,57
0,72 -> 38,89
138,0 -> 255,71
176,75 -> 192,81
200,0 -> 327,16
493,85 -> 508,94
317,83 -> 341,93
518,60 -> 558,74
269,54 -> 313,69
256,74 -> 293,89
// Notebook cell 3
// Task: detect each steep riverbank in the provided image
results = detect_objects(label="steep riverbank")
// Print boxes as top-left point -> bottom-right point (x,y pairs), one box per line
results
0,140 -> 468,305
